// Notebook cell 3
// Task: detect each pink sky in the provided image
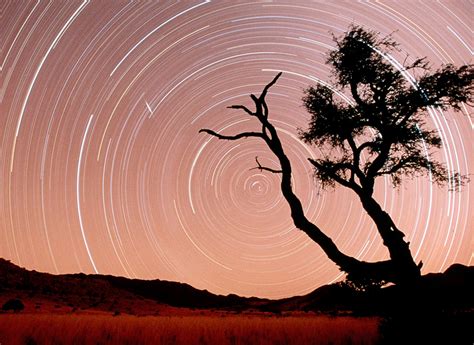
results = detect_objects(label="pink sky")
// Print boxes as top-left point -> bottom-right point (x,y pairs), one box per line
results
0,1 -> 472,298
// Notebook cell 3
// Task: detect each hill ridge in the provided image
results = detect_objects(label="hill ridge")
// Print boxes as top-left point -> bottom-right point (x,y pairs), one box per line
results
1,257 -> 472,315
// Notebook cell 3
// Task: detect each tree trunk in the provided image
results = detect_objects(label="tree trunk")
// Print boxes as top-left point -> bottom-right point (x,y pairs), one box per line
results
265,121 -> 413,284
357,193 -> 421,284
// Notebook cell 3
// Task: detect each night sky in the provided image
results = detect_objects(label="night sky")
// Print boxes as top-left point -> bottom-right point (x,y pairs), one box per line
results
1,1 -> 472,298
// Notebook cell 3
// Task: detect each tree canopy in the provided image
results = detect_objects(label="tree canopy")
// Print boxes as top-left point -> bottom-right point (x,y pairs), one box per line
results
301,26 -> 472,194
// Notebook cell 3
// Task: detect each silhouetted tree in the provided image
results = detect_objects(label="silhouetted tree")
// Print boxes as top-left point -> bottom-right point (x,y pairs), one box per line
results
200,26 -> 473,286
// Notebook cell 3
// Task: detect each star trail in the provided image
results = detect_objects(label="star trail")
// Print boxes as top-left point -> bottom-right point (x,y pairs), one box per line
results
0,1 -> 472,298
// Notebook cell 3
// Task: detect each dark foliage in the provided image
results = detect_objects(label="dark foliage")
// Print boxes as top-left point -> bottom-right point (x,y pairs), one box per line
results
339,276 -> 387,294
2,298 -> 24,312
300,26 -> 472,192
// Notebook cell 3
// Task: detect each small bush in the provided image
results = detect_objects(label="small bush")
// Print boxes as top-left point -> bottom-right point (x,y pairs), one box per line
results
340,276 -> 386,293
2,298 -> 25,312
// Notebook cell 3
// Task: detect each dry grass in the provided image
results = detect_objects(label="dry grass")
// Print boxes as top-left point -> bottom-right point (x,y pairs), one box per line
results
0,313 -> 380,345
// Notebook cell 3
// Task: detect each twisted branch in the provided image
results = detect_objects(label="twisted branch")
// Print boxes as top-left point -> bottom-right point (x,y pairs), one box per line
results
198,129 -> 263,141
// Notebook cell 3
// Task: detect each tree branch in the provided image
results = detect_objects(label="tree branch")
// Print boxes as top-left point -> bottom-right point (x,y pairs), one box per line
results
260,72 -> 282,100
357,141 -> 378,154
350,80 -> 365,107
262,99 -> 269,118
346,136 -> 366,183
366,142 -> 391,182
375,156 -> 418,177
199,129 -> 263,140
227,105 -> 255,116
251,156 -> 282,174
308,158 -> 357,190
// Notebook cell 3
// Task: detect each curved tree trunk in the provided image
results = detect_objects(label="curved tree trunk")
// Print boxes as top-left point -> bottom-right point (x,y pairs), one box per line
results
263,114 -> 414,284
200,73 -> 421,286
357,193 -> 421,284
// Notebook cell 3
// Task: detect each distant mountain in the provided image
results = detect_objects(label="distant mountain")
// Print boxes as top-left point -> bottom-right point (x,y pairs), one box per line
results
0,258 -> 472,316
0,258 -> 267,314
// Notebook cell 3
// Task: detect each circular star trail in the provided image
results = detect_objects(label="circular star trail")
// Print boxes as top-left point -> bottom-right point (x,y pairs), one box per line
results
0,1 -> 472,298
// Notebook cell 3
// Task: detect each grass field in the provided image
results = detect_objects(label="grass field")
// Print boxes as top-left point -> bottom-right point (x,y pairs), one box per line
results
0,313 -> 380,345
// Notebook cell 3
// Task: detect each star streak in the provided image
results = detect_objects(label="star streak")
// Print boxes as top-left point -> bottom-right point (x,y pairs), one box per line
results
0,1 -> 471,298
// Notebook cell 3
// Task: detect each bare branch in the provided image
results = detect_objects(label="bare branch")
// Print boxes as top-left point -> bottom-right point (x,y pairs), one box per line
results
243,94 -> 264,118
199,129 -> 263,140
227,105 -> 255,116
260,72 -> 283,100
262,99 -> 269,118
250,156 -> 282,174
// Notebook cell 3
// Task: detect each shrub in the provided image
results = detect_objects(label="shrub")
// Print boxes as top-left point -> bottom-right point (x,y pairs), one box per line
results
2,298 -> 25,312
